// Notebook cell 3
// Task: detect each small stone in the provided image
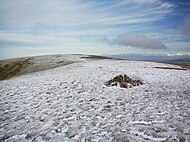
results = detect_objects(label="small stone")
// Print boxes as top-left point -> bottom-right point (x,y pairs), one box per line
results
112,133 -> 130,142
178,136 -> 186,142
104,105 -> 111,108
116,115 -> 122,118
67,127 -> 79,138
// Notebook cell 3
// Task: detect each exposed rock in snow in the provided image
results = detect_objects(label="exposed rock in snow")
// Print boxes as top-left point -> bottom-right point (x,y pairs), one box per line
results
105,74 -> 143,88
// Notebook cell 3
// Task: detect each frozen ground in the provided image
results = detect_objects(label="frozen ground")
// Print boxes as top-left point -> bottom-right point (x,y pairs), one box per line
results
0,55 -> 190,142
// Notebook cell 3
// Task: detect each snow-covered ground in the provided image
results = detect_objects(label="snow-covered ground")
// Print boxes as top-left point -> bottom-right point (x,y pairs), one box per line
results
0,55 -> 190,142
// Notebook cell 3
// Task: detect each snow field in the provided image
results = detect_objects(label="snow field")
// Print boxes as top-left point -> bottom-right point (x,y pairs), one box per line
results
0,58 -> 190,141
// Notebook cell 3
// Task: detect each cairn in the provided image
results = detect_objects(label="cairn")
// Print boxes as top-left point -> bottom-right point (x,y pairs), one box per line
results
105,74 -> 143,89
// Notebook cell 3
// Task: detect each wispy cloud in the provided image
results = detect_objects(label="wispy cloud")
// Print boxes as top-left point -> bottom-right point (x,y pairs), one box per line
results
181,15 -> 190,34
0,33 -> 80,47
121,0 -> 157,4
0,0 -> 174,27
120,0 -> 170,5
108,33 -> 167,49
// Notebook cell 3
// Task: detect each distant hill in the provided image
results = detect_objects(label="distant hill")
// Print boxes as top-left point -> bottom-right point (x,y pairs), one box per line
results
108,54 -> 190,63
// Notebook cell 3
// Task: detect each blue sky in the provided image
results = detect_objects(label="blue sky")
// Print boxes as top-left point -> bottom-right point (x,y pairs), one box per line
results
0,0 -> 190,59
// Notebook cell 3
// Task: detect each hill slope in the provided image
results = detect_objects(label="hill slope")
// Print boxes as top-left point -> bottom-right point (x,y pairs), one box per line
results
0,54 -> 122,80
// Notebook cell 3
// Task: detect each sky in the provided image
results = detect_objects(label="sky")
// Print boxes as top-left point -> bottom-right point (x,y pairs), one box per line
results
0,0 -> 190,59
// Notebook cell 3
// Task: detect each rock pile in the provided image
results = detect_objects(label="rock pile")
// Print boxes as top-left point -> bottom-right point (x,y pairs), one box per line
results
105,75 -> 143,89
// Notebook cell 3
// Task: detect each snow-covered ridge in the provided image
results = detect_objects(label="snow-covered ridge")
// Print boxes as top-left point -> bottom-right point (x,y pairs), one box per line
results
1,54 -> 121,80
0,54 -> 88,80
0,54 -> 190,141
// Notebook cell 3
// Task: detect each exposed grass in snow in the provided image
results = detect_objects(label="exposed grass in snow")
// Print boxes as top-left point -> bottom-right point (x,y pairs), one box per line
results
154,66 -> 188,71
172,62 -> 190,70
80,55 -> 125,60
0,55 -> 79,80
0,58 -> 32,80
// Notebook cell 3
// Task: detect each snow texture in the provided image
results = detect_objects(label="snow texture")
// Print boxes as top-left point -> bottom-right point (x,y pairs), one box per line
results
0,55 -> 190,142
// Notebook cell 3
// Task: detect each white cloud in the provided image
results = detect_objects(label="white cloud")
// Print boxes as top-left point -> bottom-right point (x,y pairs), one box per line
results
109,33 -> 167,49
167,52 -> 190,56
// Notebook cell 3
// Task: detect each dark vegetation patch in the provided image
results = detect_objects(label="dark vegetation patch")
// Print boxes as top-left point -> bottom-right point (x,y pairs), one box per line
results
57,61 -> 65,64
81,55 -> 125,60
105,75 -> 143,89
0,58 -> 75,80
53,61 -> 75,68
0,58 -> 32,80
171,62 -> 190,70
154,67 -> 188,71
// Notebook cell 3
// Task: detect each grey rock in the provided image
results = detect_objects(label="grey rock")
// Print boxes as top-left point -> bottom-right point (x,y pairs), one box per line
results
67,127 -> 79,138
